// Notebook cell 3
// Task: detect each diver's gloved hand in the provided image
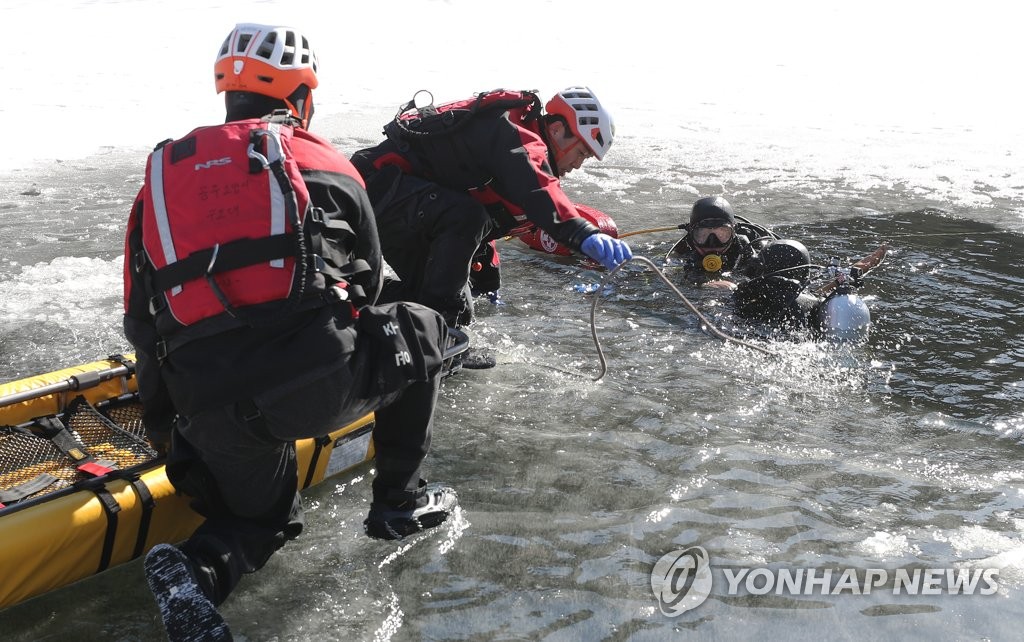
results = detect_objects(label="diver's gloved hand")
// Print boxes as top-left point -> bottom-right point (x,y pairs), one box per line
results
581,233 -> 633,271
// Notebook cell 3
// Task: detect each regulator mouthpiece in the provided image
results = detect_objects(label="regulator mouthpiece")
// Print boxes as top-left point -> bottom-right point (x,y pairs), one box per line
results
701,254 -> 724,272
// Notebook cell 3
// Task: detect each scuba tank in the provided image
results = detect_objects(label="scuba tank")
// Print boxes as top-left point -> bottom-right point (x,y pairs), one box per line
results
817,259 -> 871,343
819,292 -> 871,343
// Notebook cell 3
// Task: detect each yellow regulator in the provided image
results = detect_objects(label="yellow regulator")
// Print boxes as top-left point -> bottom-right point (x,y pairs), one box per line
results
701,254 -> 723,272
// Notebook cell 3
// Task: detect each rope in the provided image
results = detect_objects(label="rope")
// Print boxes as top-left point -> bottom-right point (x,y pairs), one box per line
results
501,224 -> 679,243
589,256 -> 777,381
618,226 -> 682,239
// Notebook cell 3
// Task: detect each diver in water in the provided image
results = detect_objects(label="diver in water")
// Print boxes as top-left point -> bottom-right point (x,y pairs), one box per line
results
666,196 -> 776,288
663,196 -> 876,341
733,238 -> 874,342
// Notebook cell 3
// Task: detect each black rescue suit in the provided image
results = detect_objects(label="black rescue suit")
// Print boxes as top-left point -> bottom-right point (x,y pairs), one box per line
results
350,90 -> 602,326
123,122 -> 448,606
733,275 -> 824,330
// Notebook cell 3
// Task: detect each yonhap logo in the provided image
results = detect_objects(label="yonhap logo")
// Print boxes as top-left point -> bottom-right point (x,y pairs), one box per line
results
650,544 -> 1000,616
650,546 -> 713,616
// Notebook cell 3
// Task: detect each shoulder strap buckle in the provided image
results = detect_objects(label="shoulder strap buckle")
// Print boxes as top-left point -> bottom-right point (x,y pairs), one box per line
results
148,293 -> 167,315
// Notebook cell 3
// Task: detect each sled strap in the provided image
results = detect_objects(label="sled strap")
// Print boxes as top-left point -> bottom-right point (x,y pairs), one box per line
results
302,435 -> 332,490
0,473 -> 59,507
129,476 -> 157,559
91,484 -> 121,572
33,416 -> 116,477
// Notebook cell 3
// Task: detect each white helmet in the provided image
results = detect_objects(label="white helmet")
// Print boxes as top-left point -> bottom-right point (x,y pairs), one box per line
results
214,24 -> 319,101
545,86 -> 615,160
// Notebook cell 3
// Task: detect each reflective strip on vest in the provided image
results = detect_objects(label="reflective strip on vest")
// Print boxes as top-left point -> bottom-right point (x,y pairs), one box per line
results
148,145 -> 182,296
266,123 -> 286,269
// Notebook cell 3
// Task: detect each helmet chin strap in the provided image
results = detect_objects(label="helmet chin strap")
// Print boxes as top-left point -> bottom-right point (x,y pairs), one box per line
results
552,135 -> 581,166
547,120 -> 585,174
285,85 -> 314,129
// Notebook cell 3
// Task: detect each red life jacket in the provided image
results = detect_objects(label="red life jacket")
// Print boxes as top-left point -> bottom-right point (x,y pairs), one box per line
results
141,115 -> 318,329
386,88 -> 543,143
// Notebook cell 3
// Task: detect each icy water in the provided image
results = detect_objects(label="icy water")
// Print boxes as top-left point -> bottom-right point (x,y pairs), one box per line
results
3,1 -> 1024,640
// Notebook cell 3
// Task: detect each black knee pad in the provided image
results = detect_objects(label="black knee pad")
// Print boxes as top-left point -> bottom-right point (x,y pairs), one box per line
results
164,428 -> 231,518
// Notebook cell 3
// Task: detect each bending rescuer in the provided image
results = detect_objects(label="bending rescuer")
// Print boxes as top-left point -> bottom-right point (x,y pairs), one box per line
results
351,86 -> 633,367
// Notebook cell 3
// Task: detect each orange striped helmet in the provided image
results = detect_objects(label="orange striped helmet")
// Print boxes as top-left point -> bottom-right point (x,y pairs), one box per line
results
215,24 -> 318,121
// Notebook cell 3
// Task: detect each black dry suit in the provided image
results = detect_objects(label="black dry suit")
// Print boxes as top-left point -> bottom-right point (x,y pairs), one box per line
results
351,89 -> 603,326
123,119 -> 449,607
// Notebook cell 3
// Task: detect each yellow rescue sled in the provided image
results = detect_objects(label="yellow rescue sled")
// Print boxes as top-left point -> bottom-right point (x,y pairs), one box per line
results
0,355 -> 376,610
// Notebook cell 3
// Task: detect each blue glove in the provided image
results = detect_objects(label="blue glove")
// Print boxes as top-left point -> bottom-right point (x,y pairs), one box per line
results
581,233 -> 633,271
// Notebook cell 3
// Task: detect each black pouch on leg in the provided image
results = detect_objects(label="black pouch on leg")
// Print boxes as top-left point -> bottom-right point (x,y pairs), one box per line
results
358,301 -> 447,395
